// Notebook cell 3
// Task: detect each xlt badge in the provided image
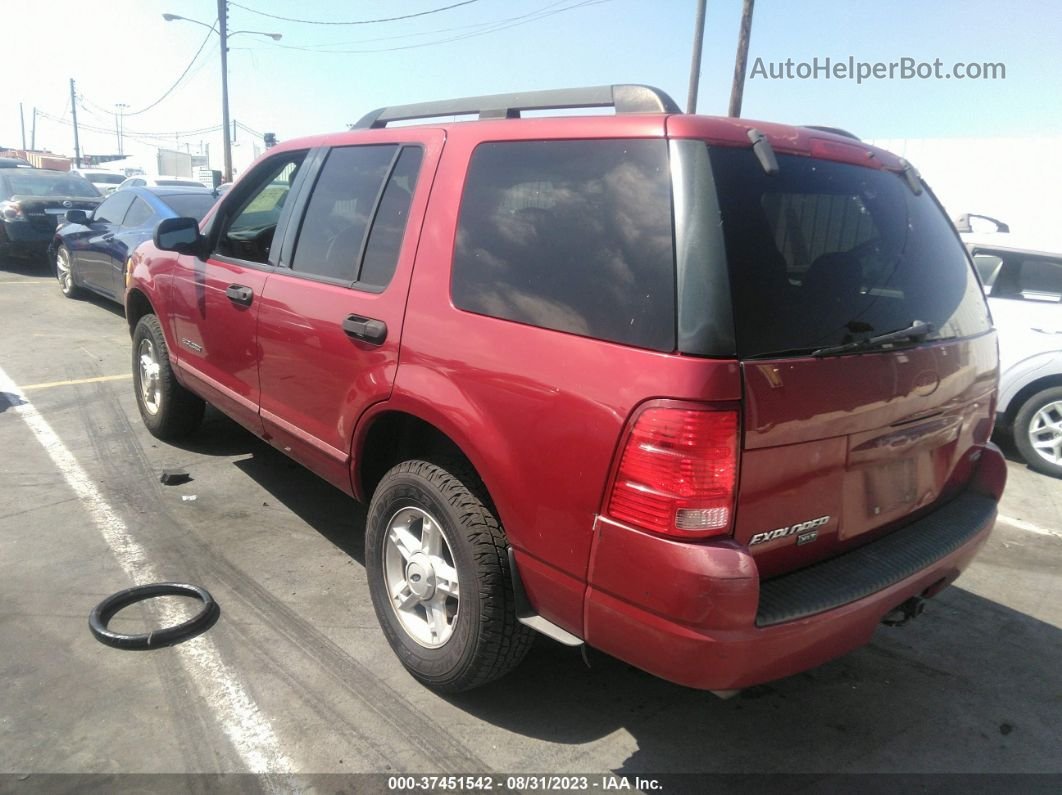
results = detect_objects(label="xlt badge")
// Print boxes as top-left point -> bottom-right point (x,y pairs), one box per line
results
749,515 -> 830,546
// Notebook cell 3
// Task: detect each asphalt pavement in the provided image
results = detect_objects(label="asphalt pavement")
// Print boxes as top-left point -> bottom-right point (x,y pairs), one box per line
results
1,255 -> 1060,790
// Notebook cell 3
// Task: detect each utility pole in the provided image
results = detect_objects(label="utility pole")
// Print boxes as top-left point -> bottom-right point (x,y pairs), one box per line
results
218,0 -> 232,182
115,103 -> 129,154
727,0 -> 756,117
30,108 -> 36,150
70,79 -> 82,167
19,103 -> 26,150
686,0 -> 707,113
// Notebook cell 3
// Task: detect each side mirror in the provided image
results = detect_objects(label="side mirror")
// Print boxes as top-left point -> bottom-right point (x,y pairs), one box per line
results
155,216 -> 204,256
65,209 -> 89,224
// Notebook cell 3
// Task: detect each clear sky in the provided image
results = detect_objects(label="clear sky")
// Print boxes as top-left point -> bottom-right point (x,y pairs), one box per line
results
2,0 -> 1061,167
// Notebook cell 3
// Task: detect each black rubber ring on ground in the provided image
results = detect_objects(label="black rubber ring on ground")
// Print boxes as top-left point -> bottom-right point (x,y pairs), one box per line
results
89,582 -> 220,650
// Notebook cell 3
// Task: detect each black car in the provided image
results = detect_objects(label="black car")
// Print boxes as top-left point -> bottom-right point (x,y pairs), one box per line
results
0,156 -> 35,169
0,169 -> 101,261
53,186 -> 218,303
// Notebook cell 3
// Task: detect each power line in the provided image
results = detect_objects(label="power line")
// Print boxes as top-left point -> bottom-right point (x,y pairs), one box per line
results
260,0 -> 571,50
38,110 -> 223,139
229,0 -> 480,26
124,19 -> 218,116
257,0 -> 610,54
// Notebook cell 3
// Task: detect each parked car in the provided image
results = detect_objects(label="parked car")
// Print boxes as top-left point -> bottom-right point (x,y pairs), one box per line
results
0,169 -> 101,261
125,84 -> 1005,694
117,175 -> 208,190
69,168 -> 126,196
0,156 -> 34,169
52,186 -> 217,304
962,230 -> 1062,476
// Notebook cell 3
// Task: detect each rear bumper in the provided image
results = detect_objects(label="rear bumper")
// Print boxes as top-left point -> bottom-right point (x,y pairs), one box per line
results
1,221 -> 54,252
584,446 -> 1003,691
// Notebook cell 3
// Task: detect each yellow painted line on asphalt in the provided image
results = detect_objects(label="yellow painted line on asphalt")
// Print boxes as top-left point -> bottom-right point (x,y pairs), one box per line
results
20,373 -> 131,391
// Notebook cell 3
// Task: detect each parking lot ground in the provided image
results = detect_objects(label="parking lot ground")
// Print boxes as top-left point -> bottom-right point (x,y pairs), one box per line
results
2,257 -> 1062,786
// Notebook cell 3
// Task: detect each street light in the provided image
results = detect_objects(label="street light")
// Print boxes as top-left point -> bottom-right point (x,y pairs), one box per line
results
163,3 -> 281,181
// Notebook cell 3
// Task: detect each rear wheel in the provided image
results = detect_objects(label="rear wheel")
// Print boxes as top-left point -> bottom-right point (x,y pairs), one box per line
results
55,245 -> 83,298
1013,387 -> 1062,478
132,314 -> 205,440
365,459 -> 534,692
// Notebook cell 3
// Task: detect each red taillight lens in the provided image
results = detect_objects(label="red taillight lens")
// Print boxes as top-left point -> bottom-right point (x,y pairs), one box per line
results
608,407 -> 738,538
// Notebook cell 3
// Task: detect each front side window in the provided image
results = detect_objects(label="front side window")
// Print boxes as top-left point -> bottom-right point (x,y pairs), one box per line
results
708,148 -> 991,357
452,139 -> 675,352
122,197 -> 156,228
93,191 -> 136,225
216,151 -> 306,264
290,145 -> 397,283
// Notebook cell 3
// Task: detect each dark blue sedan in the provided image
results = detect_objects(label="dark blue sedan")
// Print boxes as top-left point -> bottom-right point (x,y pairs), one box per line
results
51,186 -> 218,304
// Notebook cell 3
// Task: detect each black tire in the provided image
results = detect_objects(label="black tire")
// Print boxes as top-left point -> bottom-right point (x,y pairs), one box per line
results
365,459 -> 534,692
132,314 -> 205,440
1013,386 -> 1062,478
55,245 -> 83,299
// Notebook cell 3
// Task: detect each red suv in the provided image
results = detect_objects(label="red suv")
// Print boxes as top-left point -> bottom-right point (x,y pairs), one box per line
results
126,85 -> 1005,694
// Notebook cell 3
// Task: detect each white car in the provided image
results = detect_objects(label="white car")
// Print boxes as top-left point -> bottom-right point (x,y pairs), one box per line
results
963,226 -> 1062,476
68,168 -> 125,195
117,175 -> 208,190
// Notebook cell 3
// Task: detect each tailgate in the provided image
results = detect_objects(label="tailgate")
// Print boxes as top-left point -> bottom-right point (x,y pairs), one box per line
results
736,333 -> 997,577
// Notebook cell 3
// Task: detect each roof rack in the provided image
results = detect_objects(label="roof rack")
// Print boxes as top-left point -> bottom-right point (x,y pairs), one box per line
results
354,84 -> 681,129
803,125 -> 861,141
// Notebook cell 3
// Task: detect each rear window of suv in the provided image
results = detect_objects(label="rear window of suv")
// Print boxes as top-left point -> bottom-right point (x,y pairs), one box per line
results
708,148 -> 991,358
452,139 -> 675,352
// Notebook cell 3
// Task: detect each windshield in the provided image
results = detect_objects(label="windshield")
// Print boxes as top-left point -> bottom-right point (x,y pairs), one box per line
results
160,193 -> 217,222
708,147 -> 991,358
2,172 -> 101,199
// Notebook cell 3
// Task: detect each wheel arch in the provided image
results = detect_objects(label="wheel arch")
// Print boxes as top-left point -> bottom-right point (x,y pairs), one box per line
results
352,397 -> 520,546
1002,373 -> 1062,425
125,288 -> 156,338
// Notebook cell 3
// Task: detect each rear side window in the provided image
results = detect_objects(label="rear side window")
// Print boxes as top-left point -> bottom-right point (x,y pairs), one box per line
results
291,145 -> 397,283
452,139 -> 675,352
360,147 -> 424,289
973,253 -> 1002,287
708,148 -> 991,357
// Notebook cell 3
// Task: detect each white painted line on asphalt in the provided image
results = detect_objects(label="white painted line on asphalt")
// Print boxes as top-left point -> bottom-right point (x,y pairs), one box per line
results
22,373 -> 132,391
998,513 -> 1062,539
0,364 -> 294,779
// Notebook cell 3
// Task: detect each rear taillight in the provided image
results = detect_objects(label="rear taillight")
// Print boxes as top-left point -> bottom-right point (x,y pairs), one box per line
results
0,201 -> 24,220
607,406 -> 739,538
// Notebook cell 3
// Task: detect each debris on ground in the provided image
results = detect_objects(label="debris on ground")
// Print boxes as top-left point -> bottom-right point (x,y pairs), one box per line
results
160,469 -> 192,486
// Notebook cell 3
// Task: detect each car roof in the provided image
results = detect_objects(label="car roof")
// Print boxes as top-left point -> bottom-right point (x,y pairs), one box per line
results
262,84 -> 906,175
146,186 -> 214,197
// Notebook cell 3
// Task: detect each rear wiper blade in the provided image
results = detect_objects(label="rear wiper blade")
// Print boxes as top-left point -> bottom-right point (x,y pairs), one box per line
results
812,320 -> 934,358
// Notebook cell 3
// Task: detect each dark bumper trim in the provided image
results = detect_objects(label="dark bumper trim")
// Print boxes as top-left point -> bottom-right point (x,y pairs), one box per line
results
756,492 -> 996,627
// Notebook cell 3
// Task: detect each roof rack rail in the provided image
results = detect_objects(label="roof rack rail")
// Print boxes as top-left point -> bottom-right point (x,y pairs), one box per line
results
354,84 -> 681,129
803,125 -> 861,141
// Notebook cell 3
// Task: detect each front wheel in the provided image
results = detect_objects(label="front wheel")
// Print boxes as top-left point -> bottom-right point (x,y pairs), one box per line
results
1013,387 -> 1062,478
365,459 -> 534,692
132,314 -> 205,440
55,245 -> 83,298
